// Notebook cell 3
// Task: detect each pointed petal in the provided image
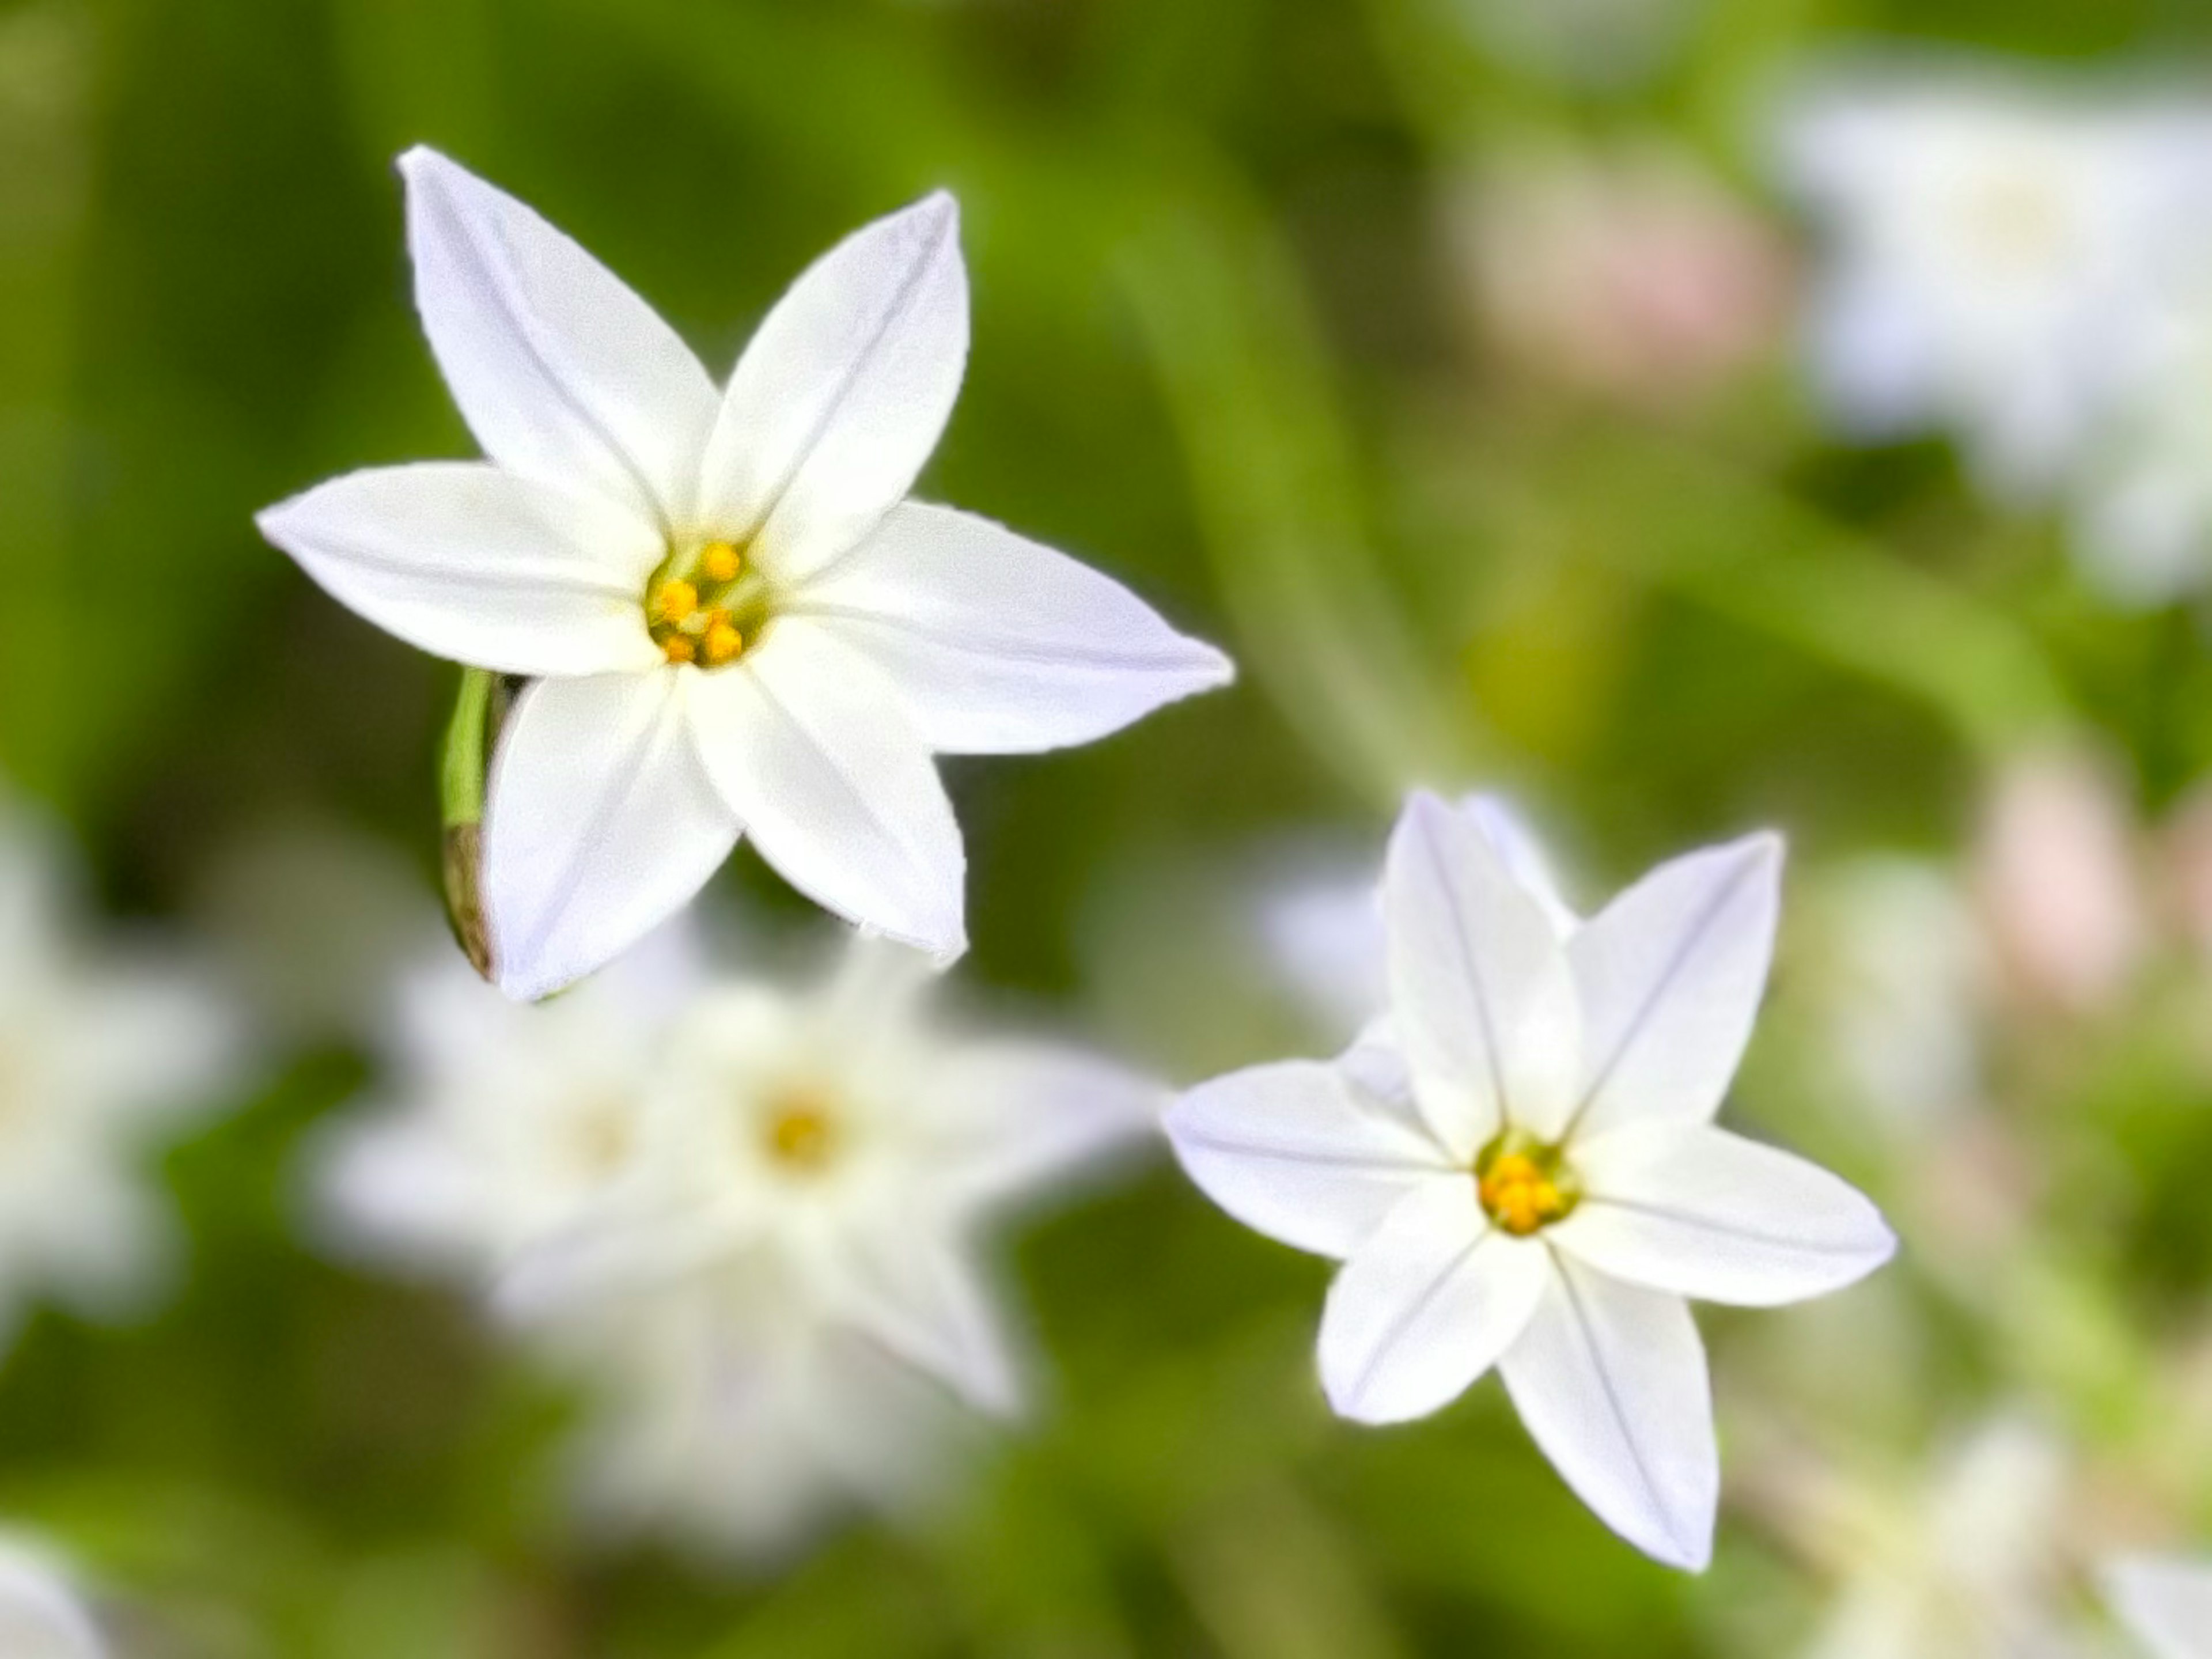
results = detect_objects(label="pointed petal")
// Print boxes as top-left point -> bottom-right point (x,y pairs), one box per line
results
482,672 -> 740,1002
1319,1177 -> 1548,1424
1499,1256 -> 1717,1572
922,1039 -> 1162,1214
400,146 -> 718,522
0,1541 -> 103,1659
685,618 -> 965,958
699,193 -> 967,578
1382,791 -> 1582,1155
1165,1054 -> 1451,1260
1565,833 -> 1783,1141
795,503 -> 1232,753
827,1224 -> 1025,1417
258,463 -> 662,676
2104,1555 -> 2212,1659
1460,794 -> 1580,936
1557,1124 -> 1896,1308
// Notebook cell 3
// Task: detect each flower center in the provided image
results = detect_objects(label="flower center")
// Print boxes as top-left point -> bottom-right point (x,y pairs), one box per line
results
646,538 -> 776,669
760,1085 -> 840,1175
1475,1132 -> 1580,1237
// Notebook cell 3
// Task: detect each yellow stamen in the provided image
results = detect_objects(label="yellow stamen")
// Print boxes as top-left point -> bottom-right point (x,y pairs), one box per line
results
662,632 -> 697,665
763,1090 -> 838,1172
702,612 -> 744,666
700,540 -> 743,583
655,577 -> 700,624
1478,1151 -> 1569,1237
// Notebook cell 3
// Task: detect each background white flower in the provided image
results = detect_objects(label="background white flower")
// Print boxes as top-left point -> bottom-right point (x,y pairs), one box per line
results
0,794 -> 241,1346
1778,65 -> 2212,499
320,926 -> 1162,1555
2105,1554 -> 2212,1659
1168,791 -> 1895,1570
258,149 -> 1233,1001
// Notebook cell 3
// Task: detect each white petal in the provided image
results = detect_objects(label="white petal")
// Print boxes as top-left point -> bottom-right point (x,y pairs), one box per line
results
921,1040 -> 1162,1213
258,463 -> 662,676
1460,793 -> 1579,936
699,193 -> 967,578
482,672 -> 740,1001
1165,1056 -> 1452,1260
684,618 -> 965,957
825,1224 -> 1024,1417
1318,1177 -> 1548,1425
400,147 -> 718,523
794,502 -> 1232,753
1556,1124 -> 1896,1307
1564,833 -> 1782,1141
1382,791 -> 1582,1154
1498,1255 -> 1717,1571
2105,1555 -> 2212,1659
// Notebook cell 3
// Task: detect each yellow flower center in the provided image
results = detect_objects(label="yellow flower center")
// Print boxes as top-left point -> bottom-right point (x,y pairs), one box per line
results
1475,1136 -> 1579,1237
761,1086 -> 840,1175
646,538 -> 770,669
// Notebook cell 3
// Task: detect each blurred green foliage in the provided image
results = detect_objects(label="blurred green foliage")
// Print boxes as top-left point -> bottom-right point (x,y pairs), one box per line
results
6,0 -> 2212,1653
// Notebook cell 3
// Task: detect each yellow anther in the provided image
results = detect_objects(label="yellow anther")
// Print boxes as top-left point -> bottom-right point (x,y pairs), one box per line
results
700,540 -> 743,583
763,1089 -> 838,1173
654,578 -> 700,624
662,632 -> 697,665
1479,1151 -> 1569,1237
702,612 -> 744,667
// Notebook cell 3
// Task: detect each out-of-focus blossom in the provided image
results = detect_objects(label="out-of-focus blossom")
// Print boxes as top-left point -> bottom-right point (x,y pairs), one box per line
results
563,1256 -> 978,1564
1778,66 -> 2212,498
323,929 -> 1160,1555
0,796 -> 241,1344
0,1536 -> 104,1658
316,920 -> 704,1279
1169,792 -> 1893,1570
2105,1555 -> 2212,1659
1974,749 -> 2147,1017
258,148 -> 1232,1002
1449,142 -> 1793,411
1798,1418 -> 2084,1659
1807,858 -> 1990,1133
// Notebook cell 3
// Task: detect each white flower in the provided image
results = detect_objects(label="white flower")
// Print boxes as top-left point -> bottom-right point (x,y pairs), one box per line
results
0,796 -> 240,1343
257,149 -> 1233,1001
0,1536 -> 104,1659
1166,791 -> 1895,1570
2105,1555 -> 2212,1659
1779,66 -> 2212,497
322,927 -> 1161,1554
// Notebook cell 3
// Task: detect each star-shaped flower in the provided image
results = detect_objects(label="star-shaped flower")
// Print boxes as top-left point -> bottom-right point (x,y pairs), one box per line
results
1165,791 -> 1896,1570
258,149 -> 1232,999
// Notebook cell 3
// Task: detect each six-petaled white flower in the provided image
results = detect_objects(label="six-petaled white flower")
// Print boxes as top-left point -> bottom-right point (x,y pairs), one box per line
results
2107,1555 -> 2212,1659
257,148 -> 1232,1001
1166,790 -> 1896,1570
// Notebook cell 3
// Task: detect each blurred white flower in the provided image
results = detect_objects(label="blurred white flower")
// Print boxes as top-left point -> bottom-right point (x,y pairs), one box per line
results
1169,791 -> 1893,1570
1449,141 -> 1791,411
1779,65 -> 2212,498
323,927 -> 1161,1555
0,797 -> 240,1343
0,1535 -> 104,1658
1802,1418 -> 2084,1659
259,147 -> 1232,1002
2105,1554 -> 2212,1659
